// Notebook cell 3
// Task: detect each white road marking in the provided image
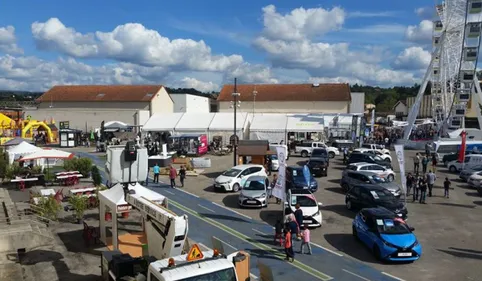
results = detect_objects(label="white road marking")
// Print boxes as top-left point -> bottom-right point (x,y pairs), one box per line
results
250,273 -> 259,280
382,272 -> 406,281
164,190 -> 174,195
212,236 -> 237,250
252,228 -> 268,235
198,204 -> 215,213
176,188 -> 200,198
211,202 -> 252,219
342,269 -> 371,281
309,242 -> 344,257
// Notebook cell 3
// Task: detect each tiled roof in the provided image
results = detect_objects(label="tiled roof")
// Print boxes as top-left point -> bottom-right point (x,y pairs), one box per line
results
36,85 -> 164,102
217,83 -> 351,102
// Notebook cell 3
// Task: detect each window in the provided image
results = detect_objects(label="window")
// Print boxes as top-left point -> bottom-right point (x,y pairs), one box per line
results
293,195 -> 317,207
240,169 -> 252,176
465,157 -> 471,163
222,168 -> 242,177
360,166 -> 369,171
249,167 -> 263,174
371,165 -> 385,171
243,180 -> 265,190
347,165 -> 357,171
376,219 -> 411,235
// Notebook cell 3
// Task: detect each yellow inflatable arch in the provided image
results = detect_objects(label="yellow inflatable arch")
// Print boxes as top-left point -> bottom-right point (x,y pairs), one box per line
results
22,121 -> 54,143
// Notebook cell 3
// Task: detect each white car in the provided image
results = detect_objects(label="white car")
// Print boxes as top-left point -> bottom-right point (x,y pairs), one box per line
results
347,162 -> 396,182
448,155 -> 482,172
214,164 -> 267,192
354,148 -> 392,162
285,189 -> 322,228
468,171 -> 482,188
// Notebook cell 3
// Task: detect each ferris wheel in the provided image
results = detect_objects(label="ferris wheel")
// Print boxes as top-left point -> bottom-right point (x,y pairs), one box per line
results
403,0 -> 482,140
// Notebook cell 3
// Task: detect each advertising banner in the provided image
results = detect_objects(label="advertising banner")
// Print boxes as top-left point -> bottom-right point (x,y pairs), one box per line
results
272,146 -> 287,202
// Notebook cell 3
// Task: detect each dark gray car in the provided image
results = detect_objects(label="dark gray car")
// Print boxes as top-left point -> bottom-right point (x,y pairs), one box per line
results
340,170 -> 402,197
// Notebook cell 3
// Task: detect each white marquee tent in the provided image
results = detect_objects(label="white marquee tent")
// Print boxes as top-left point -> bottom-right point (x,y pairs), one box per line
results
142,113 -> 185,132
208,112 -> 249,144
174,113 -> 215,135
249,113 -> 288,144
7,141 -> 42,164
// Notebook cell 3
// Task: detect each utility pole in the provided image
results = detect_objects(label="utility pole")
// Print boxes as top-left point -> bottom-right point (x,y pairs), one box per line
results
232,78 -> 240,166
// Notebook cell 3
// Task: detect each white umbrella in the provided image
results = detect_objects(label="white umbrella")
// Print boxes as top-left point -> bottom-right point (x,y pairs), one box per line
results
18,148 -> 74,161
7,141 -> 42,164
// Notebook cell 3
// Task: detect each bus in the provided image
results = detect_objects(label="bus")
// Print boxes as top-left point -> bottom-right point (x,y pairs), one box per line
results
434,140 -> 482,161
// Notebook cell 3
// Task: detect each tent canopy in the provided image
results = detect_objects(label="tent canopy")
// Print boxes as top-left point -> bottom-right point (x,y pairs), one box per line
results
105,121 -> 129,128
143,113 -> 184,132
18,148 -> 74,161
286,114 -> 324,132
250,114 -> 288,131
208,112 -> 248,131
7,141 -> 42,164
99,183 -> 165,213
3,137 -> 34,146
175,113 -> 215,132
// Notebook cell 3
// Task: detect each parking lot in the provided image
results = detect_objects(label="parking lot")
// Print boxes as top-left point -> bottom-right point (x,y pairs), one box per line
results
156,150 -> 482,281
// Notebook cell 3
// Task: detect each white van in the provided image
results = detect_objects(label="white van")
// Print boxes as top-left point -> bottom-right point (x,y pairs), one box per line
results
285,189 -> 322,228
447,154 -> 482,172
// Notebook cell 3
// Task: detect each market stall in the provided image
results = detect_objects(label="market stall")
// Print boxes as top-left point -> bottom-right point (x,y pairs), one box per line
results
249,113 -> 288,144
286,114 -> 325,142
174,113 -> 215,135
208,112 -> 249,145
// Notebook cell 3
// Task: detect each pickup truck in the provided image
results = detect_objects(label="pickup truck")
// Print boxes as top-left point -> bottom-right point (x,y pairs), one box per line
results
294,142 -> 340,158
361,143 -> 390,155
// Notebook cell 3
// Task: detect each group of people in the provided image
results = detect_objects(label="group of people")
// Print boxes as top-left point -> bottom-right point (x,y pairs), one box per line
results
148,163 -> 187,188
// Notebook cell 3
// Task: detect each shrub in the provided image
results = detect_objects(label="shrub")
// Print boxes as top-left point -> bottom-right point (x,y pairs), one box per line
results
64,157 -> 93,177
68,195 -> 88,221
0,148 -> 8,178
37,196 -> 62,221
91,165 -> 102,186
4,164 -> 23,180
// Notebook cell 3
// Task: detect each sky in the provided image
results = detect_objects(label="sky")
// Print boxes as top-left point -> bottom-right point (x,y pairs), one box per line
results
0,0 -> 437,92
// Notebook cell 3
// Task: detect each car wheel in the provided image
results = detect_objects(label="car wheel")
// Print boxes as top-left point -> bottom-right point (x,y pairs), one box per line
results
444,160 -> 449,166
387,174 -> 394,182
301,151 -> 309,158
352,226 -> 359,241
346,200 -> 353,210
233,183 -> 240,192
373,245 -> 382,261
449,165 -> 457,173
328,152 -> 335,159
341,183 -> 350,192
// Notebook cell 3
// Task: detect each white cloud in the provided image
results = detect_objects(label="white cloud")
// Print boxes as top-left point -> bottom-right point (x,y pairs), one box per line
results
260,5 -> 345,41
177,77 -> 220,92
405,20 -> 433,43
392,46 -> 431,70
415,7 -> 434,19
0,26 -> 24,54
347,11 -> 399,18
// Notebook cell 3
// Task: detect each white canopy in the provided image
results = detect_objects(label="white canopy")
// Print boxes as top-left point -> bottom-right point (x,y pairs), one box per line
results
143,113 -> 184,132
208,112 -> 248,131
286,114 -> 324,132
7,141 -> 42,164
175,113 -> 215,133
105,121 -> 128,128
249,114 -> 288,143
98,184 -> 128,212
19,148 -> 74,161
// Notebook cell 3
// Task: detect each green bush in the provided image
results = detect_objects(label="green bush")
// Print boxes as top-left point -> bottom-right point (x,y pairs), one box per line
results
37,196 -> 62,221
64,157 -> 93,177
68,195 -> 88,220
0,148 -> 8,178
4,164 -> 24,180
91,165 -> 102,186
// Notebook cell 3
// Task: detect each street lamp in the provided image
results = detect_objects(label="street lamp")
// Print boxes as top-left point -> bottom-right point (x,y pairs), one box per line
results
232,78 -> 241,166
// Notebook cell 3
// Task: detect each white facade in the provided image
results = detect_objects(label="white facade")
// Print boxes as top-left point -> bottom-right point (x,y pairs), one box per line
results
393,101 -> 408,116
349,92 -> 365,114
218,101 -> 349,114
171,94 -> 210,113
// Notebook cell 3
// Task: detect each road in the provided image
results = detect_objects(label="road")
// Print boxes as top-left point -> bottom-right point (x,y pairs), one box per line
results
79,151 -> 405,281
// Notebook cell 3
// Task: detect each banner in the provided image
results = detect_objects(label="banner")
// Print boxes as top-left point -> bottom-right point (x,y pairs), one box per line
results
370,109 -> 375,134
394,145 -> 407,200
458,130 -> 467,163
272,146 -> 287,202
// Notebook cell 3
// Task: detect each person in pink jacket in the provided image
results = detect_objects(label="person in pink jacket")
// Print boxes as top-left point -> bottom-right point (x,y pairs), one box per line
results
169,165 -> 177,188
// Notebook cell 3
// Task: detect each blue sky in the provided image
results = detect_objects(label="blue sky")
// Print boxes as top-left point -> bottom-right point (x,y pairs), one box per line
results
0,0 -> 436,91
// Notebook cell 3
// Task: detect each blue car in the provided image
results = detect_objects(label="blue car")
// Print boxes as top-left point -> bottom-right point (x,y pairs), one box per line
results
286,166 -> 318,192
352,207 -> 422,262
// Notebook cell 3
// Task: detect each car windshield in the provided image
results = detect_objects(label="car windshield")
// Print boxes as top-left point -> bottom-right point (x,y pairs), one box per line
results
347,165 -> 358,171
292,169 -> 310,183
371,175 -> 388,183
291,195 -> 317,207
243,180 -> 265,190
376,218 -> 411,235
222,168 -> 241,177
368,189 -> 393,200
270,155 -> 278,160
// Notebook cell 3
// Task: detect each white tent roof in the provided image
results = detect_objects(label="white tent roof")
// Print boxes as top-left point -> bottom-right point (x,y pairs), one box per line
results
7,141 -> 42,164
286,114 -> 324,132
143,113 -> 184,131
175,113 -> 215,131
19,148 -> 73,161
209,112 -> 248,131
250,114 -> 288,131
99,183 -> 166,212
105,120 -> 128,128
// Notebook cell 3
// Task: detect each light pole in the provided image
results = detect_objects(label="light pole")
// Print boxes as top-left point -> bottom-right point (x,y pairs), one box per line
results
232,78 -> 241,166
252,87 -> 257,115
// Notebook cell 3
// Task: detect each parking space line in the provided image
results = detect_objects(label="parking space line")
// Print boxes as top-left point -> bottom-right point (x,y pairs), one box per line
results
212,235 -> 237,250
310,242 -> 344,257
198,204 -> 215,213
211,202 -> 253,219
342,269 -> 371,281
252,228 -> 268,235
382,272 -> 406,281
175,187 -> 200,198
164,190 -> 174,195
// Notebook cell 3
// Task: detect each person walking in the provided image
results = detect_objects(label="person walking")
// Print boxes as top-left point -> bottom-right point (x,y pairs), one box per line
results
169,165 -> 177,188
413,153 -> 420,175
271,174 -> 280,204
431,154 -> 438,173
419,178 -> 427,204
274,220 -> 283,246
153,163 -> 160,184
406,173 -> 414,196
413,177 -> 421,202
179,165 -> 186,187
284,228 -> 295,262
294,204 -> 303,239
425,142 -> 432,156
300,225 -> 312,255
426,170 -> 436,197
422,154 -> 429,174
444,177 -> 451,198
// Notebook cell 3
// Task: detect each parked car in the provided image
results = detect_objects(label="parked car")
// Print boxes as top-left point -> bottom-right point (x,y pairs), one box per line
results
306,157 -> 328,177
347,152 -> 392,169
444,151 -> 482,166
353,148 -> 392,162
214,164 -> 267,192
459,165 -> 482,181
238,175 -> 269,208
285,189 -> 322,227
352,207 -> 421,262
347,163 -> 396,182
310,148 -> 330,166
361,143 -> 391,155
286,166 -> 318,192
447,154 -> 482,172
341,171 -> 402,197
294,141 -> 339,158
345,184 -> 407,219
468,171 -> 482,188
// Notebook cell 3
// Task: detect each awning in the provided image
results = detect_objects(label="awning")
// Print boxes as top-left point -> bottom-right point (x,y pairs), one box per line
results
286,114 -> 324,132
175,113 -> 215,132
143,113 -> 184,132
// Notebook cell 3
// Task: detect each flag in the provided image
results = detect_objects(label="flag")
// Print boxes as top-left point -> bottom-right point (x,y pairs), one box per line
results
458,130 -> 467,163
394,145 -> 407,198
272,146 -> 287,202
371,109 -> 375,133
303,165 -> 311,187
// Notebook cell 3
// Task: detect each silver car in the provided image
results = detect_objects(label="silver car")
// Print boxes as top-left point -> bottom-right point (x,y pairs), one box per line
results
459,165 -> 482,182
238,176 -> 269,208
